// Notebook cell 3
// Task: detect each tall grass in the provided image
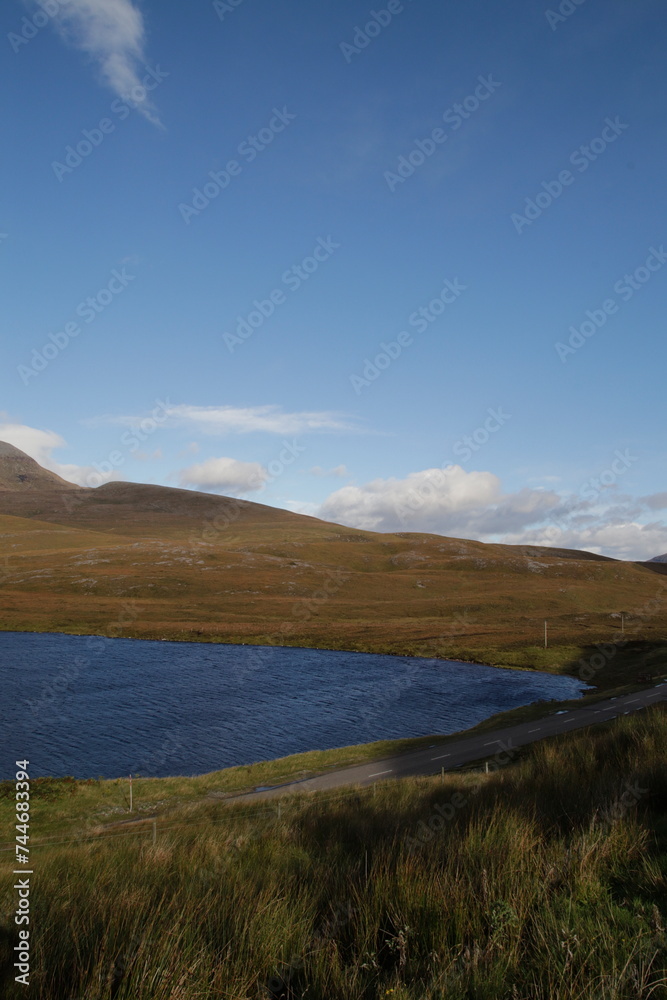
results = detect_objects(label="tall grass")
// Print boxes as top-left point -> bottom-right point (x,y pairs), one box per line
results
1,708 -> 666,998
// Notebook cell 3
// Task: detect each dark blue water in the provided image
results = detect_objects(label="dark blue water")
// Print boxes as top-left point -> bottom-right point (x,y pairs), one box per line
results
0,632 -> 587,778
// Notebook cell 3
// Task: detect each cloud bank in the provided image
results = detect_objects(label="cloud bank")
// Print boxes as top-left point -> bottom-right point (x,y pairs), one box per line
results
316,464 -> 667,560
2,420 -> 665,560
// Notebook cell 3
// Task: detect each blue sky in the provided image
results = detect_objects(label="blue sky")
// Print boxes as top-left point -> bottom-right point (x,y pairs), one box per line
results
2,0 -> 666,558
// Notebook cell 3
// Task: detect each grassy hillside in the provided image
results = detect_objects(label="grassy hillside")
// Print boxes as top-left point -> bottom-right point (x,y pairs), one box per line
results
1,477 -> 666,681
1,706 -> 665,999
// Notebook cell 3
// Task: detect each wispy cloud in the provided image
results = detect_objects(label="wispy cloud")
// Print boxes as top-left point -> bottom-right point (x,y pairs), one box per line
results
310,464 -> 349,478
35,0 -> 163,126
100,403 -> 356,436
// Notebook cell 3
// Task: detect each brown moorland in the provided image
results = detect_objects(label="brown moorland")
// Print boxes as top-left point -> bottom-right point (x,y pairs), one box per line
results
0,443 -> 665,686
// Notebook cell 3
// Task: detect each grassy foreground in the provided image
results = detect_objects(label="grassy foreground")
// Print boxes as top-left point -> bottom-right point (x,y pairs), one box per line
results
2,706 -> 667,999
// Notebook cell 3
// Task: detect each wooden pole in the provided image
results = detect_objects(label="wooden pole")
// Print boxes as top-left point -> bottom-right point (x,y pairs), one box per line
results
544,620 -> 548,649
152,820 -> 156,845
129,774 -> 133,812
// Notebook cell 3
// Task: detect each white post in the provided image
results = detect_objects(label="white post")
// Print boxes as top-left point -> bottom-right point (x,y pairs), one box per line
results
485,761 -> 489,774
129,774 -> 133,812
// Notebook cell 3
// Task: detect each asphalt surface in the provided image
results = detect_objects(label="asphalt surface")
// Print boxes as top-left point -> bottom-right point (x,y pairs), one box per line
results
224,682 -> 667,804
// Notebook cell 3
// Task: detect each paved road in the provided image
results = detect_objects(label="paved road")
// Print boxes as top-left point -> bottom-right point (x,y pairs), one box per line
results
223,682 -> 667,804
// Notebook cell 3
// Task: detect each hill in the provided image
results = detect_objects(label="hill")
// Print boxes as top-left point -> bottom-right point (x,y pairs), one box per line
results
0,442 -> 666,677
0,441 -> 78,492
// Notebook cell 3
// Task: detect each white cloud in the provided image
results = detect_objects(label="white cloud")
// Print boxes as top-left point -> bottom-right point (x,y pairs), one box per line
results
316,464 -> 667,560
3,421 -> 666,560
0,423 -> 65,468
0,422 -> 121,487
318,466 -> 505,532
310,464 -> 349,478
178,457 -> 268,495
105,403 -> 355,436
39,0 -> 162,126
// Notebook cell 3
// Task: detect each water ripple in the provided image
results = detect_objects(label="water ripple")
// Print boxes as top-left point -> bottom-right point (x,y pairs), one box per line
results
0,632 -> 587,778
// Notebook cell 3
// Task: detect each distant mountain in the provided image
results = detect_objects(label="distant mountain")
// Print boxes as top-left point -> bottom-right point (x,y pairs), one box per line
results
0,441 -> 305,535
0,441 -> 78,492
1,439 -> 665,664
649,553 -> 667,563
